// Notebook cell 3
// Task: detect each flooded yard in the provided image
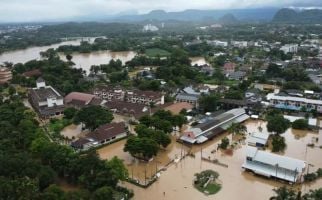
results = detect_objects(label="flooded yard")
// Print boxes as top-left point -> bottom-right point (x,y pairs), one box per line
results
97,119 -> 322,200
60,124 -> 83,139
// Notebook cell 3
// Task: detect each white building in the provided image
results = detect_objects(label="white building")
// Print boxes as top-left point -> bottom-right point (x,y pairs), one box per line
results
207,40 -> 228,47
280,44 -> 298,54
242,146 -> 306,183
231,41 -> 248,48
143,24 -> 159,32
28,77 -> 65,118
266,93 -> 322,113
247,132 -> 270,147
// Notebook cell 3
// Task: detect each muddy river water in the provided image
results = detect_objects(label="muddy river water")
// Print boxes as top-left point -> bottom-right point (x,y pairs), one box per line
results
97,119 -> 322,200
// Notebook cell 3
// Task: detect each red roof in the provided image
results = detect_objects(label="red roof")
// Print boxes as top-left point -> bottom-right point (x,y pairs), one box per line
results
86,122 -> 126,142
64,92 -> 95,104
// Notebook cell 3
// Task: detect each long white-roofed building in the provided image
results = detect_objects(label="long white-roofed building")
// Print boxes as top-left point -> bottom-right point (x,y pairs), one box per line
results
180,108 -> 249,144
267,93 -> 322,113
242,146 -> 306,183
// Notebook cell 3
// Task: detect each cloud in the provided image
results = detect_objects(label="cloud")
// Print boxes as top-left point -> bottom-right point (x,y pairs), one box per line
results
0,0 -> 321,22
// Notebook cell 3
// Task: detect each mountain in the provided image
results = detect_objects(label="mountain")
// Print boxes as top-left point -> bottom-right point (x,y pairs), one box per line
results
218,14 -> 239,24
113,8 -> 279,22
272,8 -> 322,23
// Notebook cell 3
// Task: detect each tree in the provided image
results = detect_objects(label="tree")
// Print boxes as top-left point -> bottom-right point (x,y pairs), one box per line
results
219,137 -> 230,149
63,107 -> 78,119
199,94 -> 219,112
92,186 -> 114,200
266,114 -> 290,134
66,54 -> 73,61
105,157 -> 129,181
303,188 -> 322,200
292,119 -> 309,130
124,136 -> 159,160
38,166 -> 57,191
227,123 -> 247,136
271,135 -> 286,152
74,105 -> 114,130
269,186 -> 298,200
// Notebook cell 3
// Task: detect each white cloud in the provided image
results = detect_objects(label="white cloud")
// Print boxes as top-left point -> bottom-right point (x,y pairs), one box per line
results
0,0 -> 321,22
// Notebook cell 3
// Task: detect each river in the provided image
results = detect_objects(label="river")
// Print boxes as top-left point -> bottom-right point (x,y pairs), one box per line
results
97,119 -> 322,200
0,38 -> 137,74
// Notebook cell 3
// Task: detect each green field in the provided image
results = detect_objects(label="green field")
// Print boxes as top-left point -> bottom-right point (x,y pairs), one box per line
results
145,48 -> 170,57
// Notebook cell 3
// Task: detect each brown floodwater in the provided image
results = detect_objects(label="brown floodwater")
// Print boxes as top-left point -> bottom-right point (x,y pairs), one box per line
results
0,38 -> 96,64
97,119 -> 322,200
60,124 -> 83,139
59,51 -> 137,74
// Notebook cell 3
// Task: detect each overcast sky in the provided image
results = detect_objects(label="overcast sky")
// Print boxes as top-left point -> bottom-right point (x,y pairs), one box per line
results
0,0 -> 321,22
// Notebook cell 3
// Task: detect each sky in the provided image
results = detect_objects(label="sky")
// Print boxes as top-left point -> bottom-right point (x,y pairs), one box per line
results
0,0 -> 322,22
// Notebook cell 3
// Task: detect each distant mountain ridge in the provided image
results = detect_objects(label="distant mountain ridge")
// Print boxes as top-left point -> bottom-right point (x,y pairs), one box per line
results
113,8 -> 279,22
272,8 -> 322,23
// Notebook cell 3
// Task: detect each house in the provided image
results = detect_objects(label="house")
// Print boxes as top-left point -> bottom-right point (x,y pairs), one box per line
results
242,146 -> 306,183
180,108 -> 249,144
175,93 -> 199,106
223,62 -> 236,74
93,85 -> 125,101
22,69 -> 42,78
175,86 -> 202,106
93,85 -> 164,105
247,132 -> 270,147
0,67 -> 12,84
227,71 -> 246,80
104,100 -> 149,119
280,44 -> 298,54
71,122 -> 127,150
254,83 -> 280,92
64,92 -> 103,109
125,90 -> 164,105
28,77 -> 65,118
231,41 -> 248,48
267,92 -> 322,113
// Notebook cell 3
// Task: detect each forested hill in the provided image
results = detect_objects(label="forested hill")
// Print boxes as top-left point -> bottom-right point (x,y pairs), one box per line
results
272,8 -> 322,24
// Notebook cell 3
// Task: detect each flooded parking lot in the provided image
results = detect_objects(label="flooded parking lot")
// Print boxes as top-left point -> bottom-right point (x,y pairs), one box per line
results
97,119 -> 322,200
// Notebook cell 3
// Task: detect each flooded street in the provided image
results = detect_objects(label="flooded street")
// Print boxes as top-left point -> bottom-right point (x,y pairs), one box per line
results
97,119 -> 322,200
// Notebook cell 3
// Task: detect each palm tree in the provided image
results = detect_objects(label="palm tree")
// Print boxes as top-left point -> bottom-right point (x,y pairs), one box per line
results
227,123 -> 247,137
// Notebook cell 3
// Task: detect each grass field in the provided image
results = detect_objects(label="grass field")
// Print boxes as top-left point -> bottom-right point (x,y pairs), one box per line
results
145,48 -> 170,57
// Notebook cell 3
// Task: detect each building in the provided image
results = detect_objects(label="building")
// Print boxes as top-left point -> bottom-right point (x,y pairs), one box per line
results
254,83 -> 280,92
93,85 -> 125,101
175,93 -> 199,106
180,108 -> 249,144
227,71 -> 246,80
223,62 -> 236,74
64,92 -> 103,109
231,41 -> 248,48
125,90 -> 164,105
71,122 -> 127,150
0,67 -> 12,84
143,24 -> 159,32
242,146 -> 306,183
104,100 -> 149,119
28,78 -> 64,118
247,132 -> 270,147
267,93 -> 322,113
206,40 -> 228,47
280,44 -> 298,54
93,86 -> 164,106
